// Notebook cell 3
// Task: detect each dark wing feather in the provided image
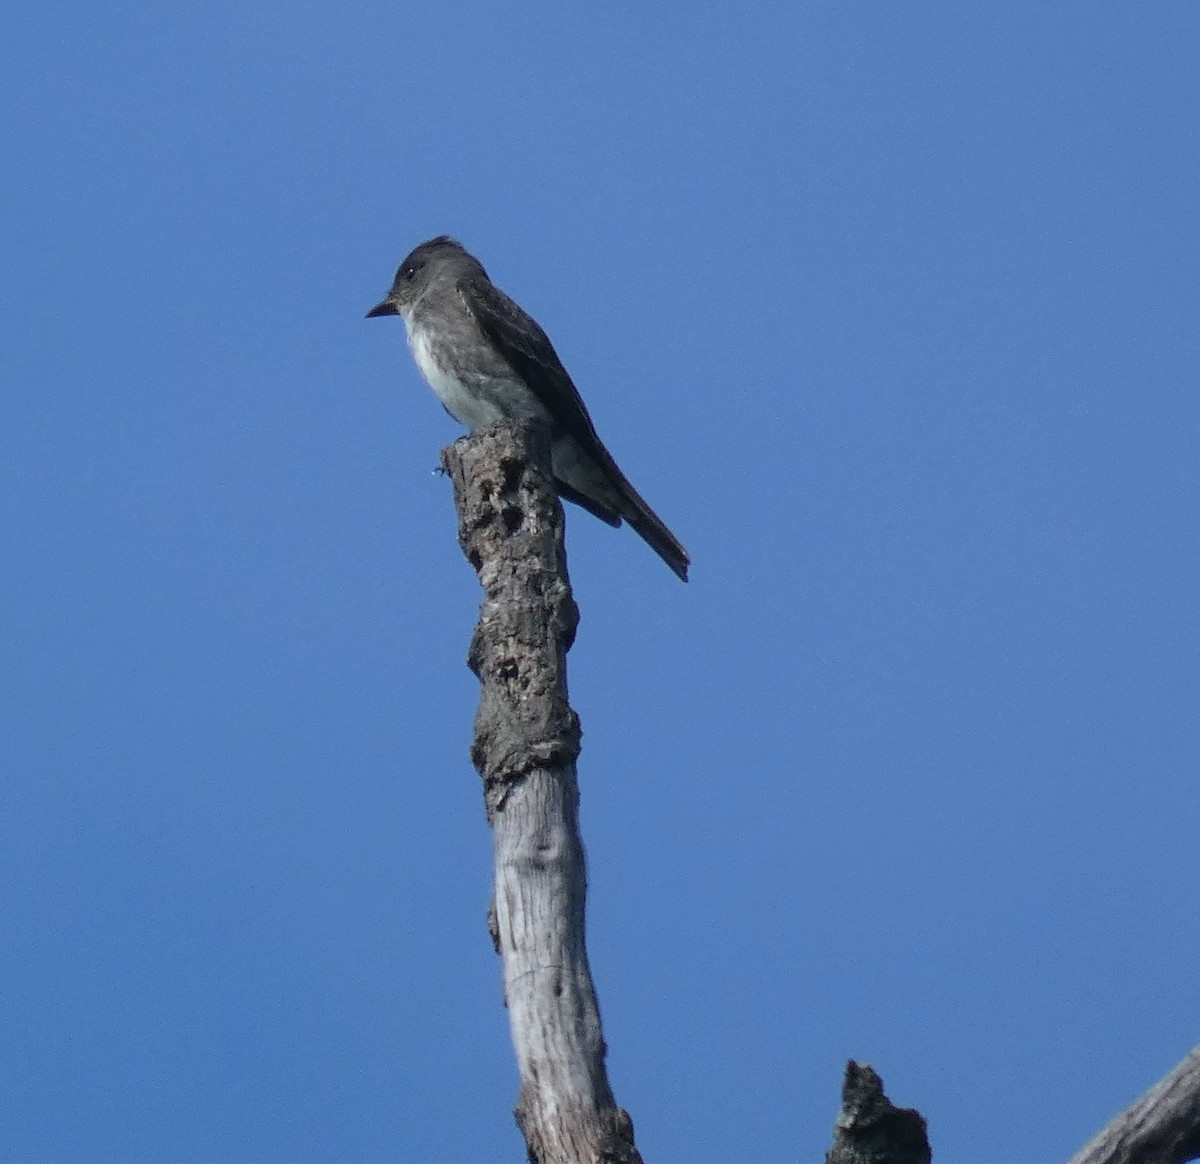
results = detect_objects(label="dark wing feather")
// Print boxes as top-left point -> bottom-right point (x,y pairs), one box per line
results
456,274 -> 613,467
457,274 -> 690,581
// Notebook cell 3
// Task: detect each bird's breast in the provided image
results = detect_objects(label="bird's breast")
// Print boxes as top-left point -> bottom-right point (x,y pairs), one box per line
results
406,320 -> 509,430
405,317 -> 553,433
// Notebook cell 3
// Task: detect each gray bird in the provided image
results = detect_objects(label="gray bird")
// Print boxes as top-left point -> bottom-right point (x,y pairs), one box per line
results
366,236 -> 690,581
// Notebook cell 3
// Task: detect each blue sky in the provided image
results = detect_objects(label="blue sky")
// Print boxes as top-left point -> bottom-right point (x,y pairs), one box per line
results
2,5 -> 1197,1162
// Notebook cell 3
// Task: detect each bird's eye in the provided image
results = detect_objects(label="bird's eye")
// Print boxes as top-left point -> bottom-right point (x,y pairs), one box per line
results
403,262 -> 420,281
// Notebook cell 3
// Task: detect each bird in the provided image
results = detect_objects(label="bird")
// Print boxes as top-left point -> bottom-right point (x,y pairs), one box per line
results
366,236 -> 690,581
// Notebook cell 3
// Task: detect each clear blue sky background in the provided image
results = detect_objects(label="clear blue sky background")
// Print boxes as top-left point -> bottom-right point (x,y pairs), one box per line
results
2,6 -> 1197,1163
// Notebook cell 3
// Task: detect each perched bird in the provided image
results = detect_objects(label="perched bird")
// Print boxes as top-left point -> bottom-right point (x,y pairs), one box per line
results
366,236 -> 690,581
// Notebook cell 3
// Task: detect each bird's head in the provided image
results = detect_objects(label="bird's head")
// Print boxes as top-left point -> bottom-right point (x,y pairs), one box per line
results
365,235 -> 481,319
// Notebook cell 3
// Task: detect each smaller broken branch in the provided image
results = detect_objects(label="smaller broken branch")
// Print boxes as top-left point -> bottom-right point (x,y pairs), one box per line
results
1068,1045 -> 1200,1164
826,1061 -> 931,1164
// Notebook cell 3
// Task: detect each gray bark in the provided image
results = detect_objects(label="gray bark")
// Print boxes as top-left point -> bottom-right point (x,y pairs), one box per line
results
822,1050 -> 1200,1164
440,420 -> 641,1164
1068,1046 -> 1200,1164
826,1061 -> 931,1164
436,424 -> 1200,1164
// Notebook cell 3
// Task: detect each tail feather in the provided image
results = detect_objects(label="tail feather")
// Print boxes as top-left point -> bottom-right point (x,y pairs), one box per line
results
548,436 -> 689,581
617,482 -> 690,582
556,475 -> 690,580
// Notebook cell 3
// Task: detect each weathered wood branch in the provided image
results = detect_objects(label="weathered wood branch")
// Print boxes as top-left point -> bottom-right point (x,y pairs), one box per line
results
1068,1046 -> 1200,1164
437,422 -> 1198,1164
441,420 -> 642,1164
821,1048 -> 1200,1164
826,1061 -> 931,1164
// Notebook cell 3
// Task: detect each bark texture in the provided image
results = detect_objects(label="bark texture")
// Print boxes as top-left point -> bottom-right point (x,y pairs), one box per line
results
441,420 -> 642,1164
1068,1046 -> 1200,1164
826,1061 -> 931,1164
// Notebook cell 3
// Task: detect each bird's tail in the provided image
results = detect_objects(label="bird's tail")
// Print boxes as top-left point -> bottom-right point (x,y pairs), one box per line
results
616,477 -> 690,582
551,438 -> 690,581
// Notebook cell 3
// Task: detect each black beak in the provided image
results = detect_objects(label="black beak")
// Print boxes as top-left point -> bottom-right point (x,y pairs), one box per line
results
366,299 -> 399,318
